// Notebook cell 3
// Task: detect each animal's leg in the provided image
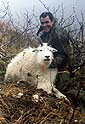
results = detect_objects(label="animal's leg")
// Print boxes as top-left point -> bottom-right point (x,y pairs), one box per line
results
53,87 -> 70,102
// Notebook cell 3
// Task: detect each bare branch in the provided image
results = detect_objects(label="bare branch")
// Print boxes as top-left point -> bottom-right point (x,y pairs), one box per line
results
39,0 -> 50,12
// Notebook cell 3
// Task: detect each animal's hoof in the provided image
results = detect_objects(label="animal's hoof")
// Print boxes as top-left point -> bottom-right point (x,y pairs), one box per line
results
65,97 -> 70,103
32,94 -> 39,102
63,96 -> 70,103
60,95 -> 70,103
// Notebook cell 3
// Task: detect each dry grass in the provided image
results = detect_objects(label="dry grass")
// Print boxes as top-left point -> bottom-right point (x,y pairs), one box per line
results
0,81 -> 84,124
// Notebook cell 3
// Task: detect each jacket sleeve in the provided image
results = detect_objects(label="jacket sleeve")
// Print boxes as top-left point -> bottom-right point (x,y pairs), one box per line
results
55,26 -> 73,60
51,27 -> 73,68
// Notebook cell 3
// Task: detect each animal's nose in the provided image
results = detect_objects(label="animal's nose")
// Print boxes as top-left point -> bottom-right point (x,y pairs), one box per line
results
45,56 -> 50,59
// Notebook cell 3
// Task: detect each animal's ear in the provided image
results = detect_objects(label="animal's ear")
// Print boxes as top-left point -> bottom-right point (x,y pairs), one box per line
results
51,48 -> 58,53
40,42 -> 43,46
53,49 -> 58,52
37,38 -> 43,46
39,43 -> 43,47
47,44 -> 58,53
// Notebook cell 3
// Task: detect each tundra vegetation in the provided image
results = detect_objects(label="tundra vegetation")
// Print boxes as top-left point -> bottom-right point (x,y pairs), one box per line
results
0,1 -> 85,124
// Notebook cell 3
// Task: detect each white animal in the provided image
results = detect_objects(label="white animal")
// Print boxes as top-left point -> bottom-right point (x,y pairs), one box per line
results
5,43 -> 69,101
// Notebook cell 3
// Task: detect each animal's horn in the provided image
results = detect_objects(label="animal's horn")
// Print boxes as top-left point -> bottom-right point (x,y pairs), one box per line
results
38,38 -> 43,46
47,39 -> 51,46
39,40 -> 43,46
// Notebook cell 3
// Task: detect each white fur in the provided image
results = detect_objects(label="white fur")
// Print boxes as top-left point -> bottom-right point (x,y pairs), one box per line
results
5,43 -> 69,101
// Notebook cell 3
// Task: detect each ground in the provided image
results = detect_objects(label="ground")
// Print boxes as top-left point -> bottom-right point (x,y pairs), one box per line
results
0,79 -> 84,124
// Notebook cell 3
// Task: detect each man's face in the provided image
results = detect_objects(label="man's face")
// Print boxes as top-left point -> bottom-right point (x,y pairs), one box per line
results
40,16 -> 54,32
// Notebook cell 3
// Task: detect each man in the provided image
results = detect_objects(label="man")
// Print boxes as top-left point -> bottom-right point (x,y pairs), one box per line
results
37,12 -> 85,105
37,12 -> 73,71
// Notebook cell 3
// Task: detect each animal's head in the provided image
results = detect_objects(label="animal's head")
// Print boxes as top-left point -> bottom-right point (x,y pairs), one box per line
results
33,43 -> 57,67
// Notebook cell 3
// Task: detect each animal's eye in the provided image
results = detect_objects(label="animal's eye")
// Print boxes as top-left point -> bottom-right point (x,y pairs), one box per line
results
48,49 -> 52,52
32,50 -> 36,52
39,50 -> 42,51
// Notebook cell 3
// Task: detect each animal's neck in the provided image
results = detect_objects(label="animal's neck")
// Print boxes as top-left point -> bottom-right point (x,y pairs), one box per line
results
39,64 -> 49,73
37,68 -> 57,81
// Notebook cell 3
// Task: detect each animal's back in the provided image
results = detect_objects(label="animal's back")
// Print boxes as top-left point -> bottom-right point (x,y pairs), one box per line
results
5,48 -> 35,82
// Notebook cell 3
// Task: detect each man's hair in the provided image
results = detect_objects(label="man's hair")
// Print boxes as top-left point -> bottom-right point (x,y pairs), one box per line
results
40,12 -> 54,21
